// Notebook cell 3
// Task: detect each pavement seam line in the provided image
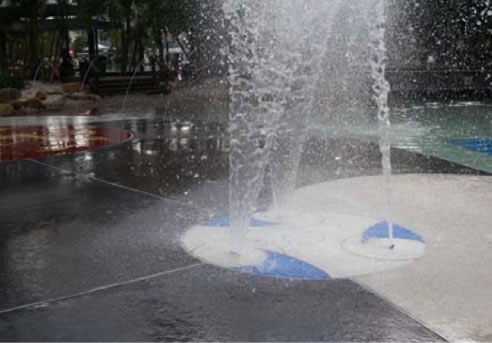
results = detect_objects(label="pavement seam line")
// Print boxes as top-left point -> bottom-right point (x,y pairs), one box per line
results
89,176 -> 211,215
27,159 -> 213,216
0,263 -> 204,316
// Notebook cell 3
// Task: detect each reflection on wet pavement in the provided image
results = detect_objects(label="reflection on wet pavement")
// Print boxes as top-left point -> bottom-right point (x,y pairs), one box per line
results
30,119 -> 230,213
0,126 -> 132,161
0,115 -> 475,342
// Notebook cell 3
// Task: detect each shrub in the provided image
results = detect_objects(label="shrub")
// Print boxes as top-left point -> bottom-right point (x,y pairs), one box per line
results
0,73 -> 25,89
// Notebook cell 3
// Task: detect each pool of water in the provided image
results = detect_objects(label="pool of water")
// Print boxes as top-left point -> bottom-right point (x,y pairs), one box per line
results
313,102 -> 492,174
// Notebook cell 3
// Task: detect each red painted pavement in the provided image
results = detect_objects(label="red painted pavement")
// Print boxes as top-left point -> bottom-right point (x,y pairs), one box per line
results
0,126 -> 132,161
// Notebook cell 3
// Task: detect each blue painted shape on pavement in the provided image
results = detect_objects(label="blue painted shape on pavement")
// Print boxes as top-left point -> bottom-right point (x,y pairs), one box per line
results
451,138 -> 492,156
236,251 -> 331,280
362,222 -> 425,243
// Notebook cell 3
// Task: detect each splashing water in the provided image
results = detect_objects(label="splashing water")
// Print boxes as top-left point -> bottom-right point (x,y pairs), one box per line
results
370,0 -> 395,248
224,1 -> 342,250
225,0 -> 395,252
224,2 -> 280,250
269,1 -> 343,209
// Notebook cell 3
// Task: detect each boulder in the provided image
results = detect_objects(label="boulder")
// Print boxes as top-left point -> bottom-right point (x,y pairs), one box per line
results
46,90 -> 64,95
0,103 -> 15,116
62,82 -> 89,94
66,93 -> 100,102
43,95 -> 65,112
21,98 -> 46,110
84,108 -> 98,116
9,100 -> 23,110
35,91 -> 48,101
0,88 -> 22,103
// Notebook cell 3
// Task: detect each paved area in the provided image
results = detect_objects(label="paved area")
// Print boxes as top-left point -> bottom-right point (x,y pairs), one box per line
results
0,102 -> 487,341
289,174 -> 492,342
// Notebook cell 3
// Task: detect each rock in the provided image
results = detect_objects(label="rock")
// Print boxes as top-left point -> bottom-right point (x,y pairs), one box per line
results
62,82 -> 89,94
35,91 -> 47,101
0,103 -> 15,116
21,98 -> 46,110
43,95 -> 65,112
0,88 -> 22,103
66,93 -> 100,102
46,90 -> 64,95
9,100 -> 23,110
84,108 -> 98,116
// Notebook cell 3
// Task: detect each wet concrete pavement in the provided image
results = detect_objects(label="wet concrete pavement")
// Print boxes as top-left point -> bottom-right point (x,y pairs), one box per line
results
35,119 -> 230,214
0,265 -> 443,342
0,160 -> 202,311
0,115 -> 477,341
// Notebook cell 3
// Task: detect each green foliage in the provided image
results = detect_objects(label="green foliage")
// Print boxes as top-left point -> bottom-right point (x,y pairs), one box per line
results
388,0 -> 492,66
72,36 -> 88,56
0,73 -> 25,89
1,0 -> 206,72
144,0 -> 200,35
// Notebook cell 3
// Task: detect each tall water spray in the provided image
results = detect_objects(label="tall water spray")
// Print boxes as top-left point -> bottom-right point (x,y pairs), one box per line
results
225,0 -> 395,252
224,2 -> 282,250
224,1 -> 342,250
269,1 -> 342,209
370,0 -> 395,247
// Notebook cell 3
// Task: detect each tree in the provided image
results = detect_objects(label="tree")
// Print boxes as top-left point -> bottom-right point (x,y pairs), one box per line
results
18,0 -> 45,68
0,0 -> 49,72
388,0 -> 492,67
137,0 -> 199,71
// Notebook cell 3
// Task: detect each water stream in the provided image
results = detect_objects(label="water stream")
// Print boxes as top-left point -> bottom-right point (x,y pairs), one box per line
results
121,59 -> 147,116
225,0 -> 395,253
370,0 -> 395,247
80,56 -> 106,92
32,61 -> 55,89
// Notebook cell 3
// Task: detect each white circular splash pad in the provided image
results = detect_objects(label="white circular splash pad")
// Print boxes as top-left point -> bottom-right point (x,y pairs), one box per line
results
343,237 -> 426,261
181,187 -> 426,279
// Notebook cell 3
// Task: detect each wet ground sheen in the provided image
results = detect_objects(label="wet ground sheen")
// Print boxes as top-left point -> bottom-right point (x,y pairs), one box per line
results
0,115 -> 477,341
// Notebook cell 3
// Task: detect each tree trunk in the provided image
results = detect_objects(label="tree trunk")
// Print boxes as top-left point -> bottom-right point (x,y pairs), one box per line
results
0,31 -> 7,73
28,22 -> 39,69
154,27 -> 165,71
139,41 -> 145,72
94,29 -> 99,56
121,13 -> 131,74
27,2 -> 40,72
131,40 -> 138,72
50,32 -> 60,82
52,34 -> 62,80
164,31 -> 169,64
60,0 -> 70,58
87,29 -> 96,60
49,31 -> 58,63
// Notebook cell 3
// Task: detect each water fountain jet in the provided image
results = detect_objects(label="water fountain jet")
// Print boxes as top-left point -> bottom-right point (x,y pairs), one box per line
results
80,56 -> 107,93
120,59 -> 147,116
182,0 -> 426,279
32,60 -> 56,89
